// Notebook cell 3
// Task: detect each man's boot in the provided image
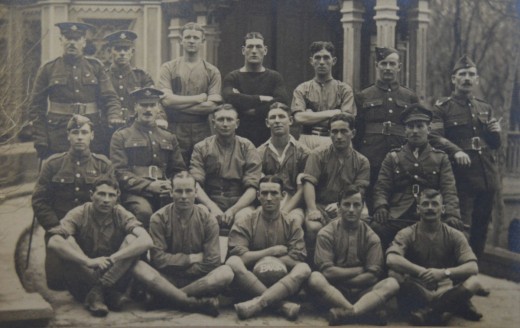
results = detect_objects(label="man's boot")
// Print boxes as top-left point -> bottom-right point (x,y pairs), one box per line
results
234,297 -> 266,320
278,301 -> 301,321
328,307 -> 356,326
84,284 -> 109,317
185,297 -> 220,317
105,288 -> 125,312
453,299 -> 483,321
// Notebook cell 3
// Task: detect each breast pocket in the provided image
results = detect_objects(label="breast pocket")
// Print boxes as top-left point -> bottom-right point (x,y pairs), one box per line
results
49,76 -> 68,89
82,74 -> 98,86
362,99 -> 385,121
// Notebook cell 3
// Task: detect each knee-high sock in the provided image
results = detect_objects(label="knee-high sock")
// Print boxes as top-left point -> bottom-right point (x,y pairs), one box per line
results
234,269 -> 268,297
258,273 -> 303,308
353,290 -> 387,315
432,285 -> 473,314
182,266 -> 233,297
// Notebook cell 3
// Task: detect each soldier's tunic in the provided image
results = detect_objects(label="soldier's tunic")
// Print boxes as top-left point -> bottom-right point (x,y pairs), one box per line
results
228,209 -> 307,266
149,204 -> 221,286
315,220 -> 383,297
431,93 -> 501,258
372,143 -> 460,249
110,120 -> 186,227
190,135 -> 262,212
354,80 -> 419,212
107,64 -> 155,122
31,149 -> 114,289
28,55 -> 122,157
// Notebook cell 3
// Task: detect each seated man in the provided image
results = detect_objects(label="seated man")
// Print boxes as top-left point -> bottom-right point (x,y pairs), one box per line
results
292,41 -> 356,149
134,171 -> 234,317
302,113 -> 370,263
307,187 -> 399,326
32,114 -> 114,290
47,178 -> 153,317
110,87 -> 186,228
226,175 -> 311,320
386,188 -> 483,325
190,104 -> 262,229
257,102 -> 310,226
372,104 -> 463,249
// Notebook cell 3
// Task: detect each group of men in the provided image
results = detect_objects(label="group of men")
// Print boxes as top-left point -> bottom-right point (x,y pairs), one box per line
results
28,20 -> 501,325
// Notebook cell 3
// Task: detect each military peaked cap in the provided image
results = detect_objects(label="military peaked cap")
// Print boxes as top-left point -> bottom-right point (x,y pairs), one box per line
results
452,55 -> 476,74
55,22 -> 95,38
400,104 -> 433,124
104,30 -> 137,47
375,47 -> 399,62
130,87 -> 164,103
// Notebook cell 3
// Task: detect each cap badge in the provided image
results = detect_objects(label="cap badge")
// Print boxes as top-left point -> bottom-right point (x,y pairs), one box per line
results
145,90 -> 152,96
71,25 -> 78,31
120,33 -> 126,39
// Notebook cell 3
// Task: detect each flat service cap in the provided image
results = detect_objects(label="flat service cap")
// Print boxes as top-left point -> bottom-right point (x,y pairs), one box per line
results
104,30 -> 137,47
130,87 -> 164,103
400,104 -> 433,124
55,22 -> 95,38
375,47 -> 399,62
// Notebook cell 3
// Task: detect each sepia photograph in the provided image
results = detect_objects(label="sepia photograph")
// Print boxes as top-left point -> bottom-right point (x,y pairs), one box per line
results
0,0 -> 519,327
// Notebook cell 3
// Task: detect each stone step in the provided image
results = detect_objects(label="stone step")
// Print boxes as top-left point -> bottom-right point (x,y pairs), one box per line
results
0,142 -> 38,187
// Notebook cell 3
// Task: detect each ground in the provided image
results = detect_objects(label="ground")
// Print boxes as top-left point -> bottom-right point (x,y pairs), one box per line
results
5,194 -> 520,327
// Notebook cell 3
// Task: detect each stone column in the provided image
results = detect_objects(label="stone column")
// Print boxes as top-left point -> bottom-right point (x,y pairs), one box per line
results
39,0 -> 70,63
142,1 -> 162,81
167,17 -> 183,60
374,0 -> 399,47
196,15 -> 221,65
408,0 -> 430,100
340,0 -> 364,89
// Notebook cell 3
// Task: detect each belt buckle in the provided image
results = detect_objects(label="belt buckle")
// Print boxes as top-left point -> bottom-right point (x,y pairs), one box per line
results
149,165 -> 159,180
72,103 -> 87,115
471,137 -> 482,150
412,184 -> 420,198
382,121 -> 392,135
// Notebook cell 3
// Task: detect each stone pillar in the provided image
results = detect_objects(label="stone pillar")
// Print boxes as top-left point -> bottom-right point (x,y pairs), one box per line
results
142,1 -> 162,81
39,0 -> 70,63
374,0 -> 399,47
196,15 -> 221,65
340,0 -> 364,89
408,0 -> 430,100
167,17 -> 183,60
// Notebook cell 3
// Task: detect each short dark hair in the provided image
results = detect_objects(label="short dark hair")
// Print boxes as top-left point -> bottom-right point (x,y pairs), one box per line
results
92,177 -> 119,193
259,175 -> 284,193
338,186 -> 364,204
328,113 -> 355,130
181,22 -> 205,39
267,102 -> 291,117
172,171 -> 196,187
309,41 -> 335,57
419,188 -> 442,202
213,103 -> 238,116
244,32 -> 265,45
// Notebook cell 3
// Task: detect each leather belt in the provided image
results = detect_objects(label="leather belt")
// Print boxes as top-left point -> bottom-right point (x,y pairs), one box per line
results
48,102 -> 98,115
131,165 -> 165,180
365,122 -> 405,136
456,136 -> 488,151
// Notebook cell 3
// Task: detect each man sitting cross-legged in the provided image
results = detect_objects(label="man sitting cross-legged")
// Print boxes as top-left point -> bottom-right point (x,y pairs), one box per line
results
307,187 -> 399,326
47,178 -> 153,317
226,175 -> 311,321
386,188 -> 483,325
133,171 -> 234,317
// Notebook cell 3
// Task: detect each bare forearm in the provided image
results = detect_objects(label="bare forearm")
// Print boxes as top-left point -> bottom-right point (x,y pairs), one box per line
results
322,266 -> 364,282
161,91 -> 203,108
279,255 -> 299,269
110,234 -> 153,263
196,183 -> 220,210
282,190 -> 303,213
240,248 -> 277,267
448,261 -> 479,280
295,110 -> 341,125
387,254 -> 426,277
303,182 -> 318,211
230,188 -> 256,213
48,236 -> 90,266
179,101 -> 219,115
345,272 -> 378,288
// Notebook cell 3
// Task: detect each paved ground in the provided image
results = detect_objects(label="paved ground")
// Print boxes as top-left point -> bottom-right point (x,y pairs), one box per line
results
5,194 -> 520,327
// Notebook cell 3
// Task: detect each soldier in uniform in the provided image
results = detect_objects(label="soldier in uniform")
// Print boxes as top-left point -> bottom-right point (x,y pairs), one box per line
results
158,22 -> 223,164
28,22 -> 123,159
354,47 -> 419,213
103,30 -> 164,136
226,175 -> 311,321
431,55 -> 501,261
110,87 -> 186,228
371,104 -> 463,249
302,113 -> 370,265
307,187 -> 399,326
292,41 -> 356,149
32,115 -> 115,290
